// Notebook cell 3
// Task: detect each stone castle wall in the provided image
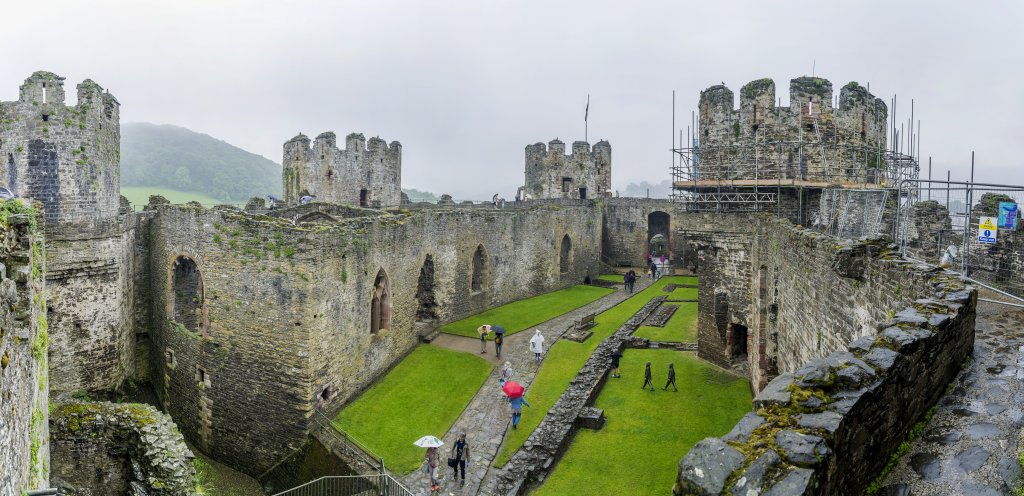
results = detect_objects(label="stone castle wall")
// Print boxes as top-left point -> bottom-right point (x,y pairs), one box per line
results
525,139 -> 611,200
697,77 -> 888,185
145,201 -> 602,475
283,132 -> 402,207
0,72 -> 135,393
0,202 -> 49,494
676,234 -> 976,495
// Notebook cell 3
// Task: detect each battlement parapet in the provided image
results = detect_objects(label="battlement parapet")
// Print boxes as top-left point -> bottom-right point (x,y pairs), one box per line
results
524,137 -> 611,199
282,129 -> 402,207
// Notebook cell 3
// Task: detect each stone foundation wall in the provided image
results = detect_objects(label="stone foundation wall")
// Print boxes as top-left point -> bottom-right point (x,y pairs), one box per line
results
0,202 -> 49,494
50,401 -> 196,495
676,233 -> 977,495
494,298 -> 663,495
145,201 -> 602,475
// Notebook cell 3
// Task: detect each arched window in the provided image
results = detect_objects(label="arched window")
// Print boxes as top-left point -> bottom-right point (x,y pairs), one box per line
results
172,255 -> 204,335
559,235 -> 572,273
471,245 -> 486,292
416,255 -> 437,322
370,269 -> 391,333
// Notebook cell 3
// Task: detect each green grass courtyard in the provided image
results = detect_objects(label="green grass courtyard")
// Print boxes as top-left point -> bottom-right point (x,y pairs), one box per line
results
533,349 -> 752,495
632,302 -> 698,343
331,345 -> 492,473
439,285 -> 613,338
494,276 -> 695,467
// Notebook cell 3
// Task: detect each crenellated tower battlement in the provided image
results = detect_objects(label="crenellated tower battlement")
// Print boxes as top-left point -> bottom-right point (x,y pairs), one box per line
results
283,130 -> 402,207
524,138 -> 611,200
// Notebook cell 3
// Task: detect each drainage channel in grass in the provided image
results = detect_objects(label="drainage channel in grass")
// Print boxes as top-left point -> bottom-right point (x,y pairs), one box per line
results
492,276 -> 695,467
438,285 -> 613,339
533,349 -> 752,496
331,345 -> 492,474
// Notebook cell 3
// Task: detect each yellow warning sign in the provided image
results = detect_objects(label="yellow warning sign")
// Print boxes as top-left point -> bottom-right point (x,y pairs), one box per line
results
978,216 -> 998,244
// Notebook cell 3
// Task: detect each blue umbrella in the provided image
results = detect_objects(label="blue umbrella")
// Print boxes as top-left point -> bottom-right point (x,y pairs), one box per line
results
492,325 -> 506,336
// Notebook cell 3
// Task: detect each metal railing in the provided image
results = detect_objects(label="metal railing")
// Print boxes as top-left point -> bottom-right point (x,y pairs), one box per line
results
271,474 -> 412,496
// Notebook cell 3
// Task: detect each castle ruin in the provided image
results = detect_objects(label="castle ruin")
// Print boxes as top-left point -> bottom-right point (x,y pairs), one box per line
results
0,72 -> 1000,496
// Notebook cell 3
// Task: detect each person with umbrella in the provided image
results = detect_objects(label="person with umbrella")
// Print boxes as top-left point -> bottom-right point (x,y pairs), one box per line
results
500,361 -> 513,387
477,324 -> 491,354
492,325 -> 506,358
415,436 -> 444,491
503,381 -> 530,429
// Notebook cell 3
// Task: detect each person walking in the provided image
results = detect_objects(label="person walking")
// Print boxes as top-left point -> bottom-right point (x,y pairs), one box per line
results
477,325 -> 491,354
509,394 -> 531,429
663,363 -> 677,391
500,361 -> 513,387
494,332 -> 504,359
425,446 -> 441,492
610,350 -> 622,378
642,361 -> 655,391
449,433 -> 470,487
529,329 -> 545,364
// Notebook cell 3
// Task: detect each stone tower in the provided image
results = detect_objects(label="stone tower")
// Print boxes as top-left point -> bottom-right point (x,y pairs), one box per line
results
524,139 -> 611,200
0,71 -> 137,393
282,131 -> 402,208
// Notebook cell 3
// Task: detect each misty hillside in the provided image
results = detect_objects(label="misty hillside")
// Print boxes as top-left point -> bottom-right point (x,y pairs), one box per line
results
121,123 -> 282,202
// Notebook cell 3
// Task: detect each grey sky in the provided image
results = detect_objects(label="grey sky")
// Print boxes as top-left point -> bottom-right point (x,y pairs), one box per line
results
3,1 -> 1022,200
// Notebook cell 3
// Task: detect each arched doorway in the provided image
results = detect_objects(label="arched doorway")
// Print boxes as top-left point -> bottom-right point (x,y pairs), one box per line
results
471,245 -> 487,293
171,255 -> 204,335
559,235 -> 573,273
371,269 -> 391,333
416,255 -> 437,322
648,211 -> 671,258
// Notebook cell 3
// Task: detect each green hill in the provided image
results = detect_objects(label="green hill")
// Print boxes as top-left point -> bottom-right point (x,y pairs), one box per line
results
120,123 -> 282,203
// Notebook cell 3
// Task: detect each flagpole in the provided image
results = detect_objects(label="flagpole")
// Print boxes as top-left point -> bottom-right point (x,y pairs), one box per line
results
585,94 -> 590,143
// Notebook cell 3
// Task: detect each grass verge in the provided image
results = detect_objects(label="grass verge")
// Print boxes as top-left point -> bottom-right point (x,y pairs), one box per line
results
597,274 -> 624,283
493,277 -> 691,467
633,302 -> 697,343
439,285 -> 613,338
332,346 -> 492,473
533,349 -> 751,495
121,187 -> 231,208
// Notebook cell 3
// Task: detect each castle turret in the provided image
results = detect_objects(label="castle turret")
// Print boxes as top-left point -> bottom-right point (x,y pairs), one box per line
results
699,85 -> 736,145
738,78 -> 776,139
524,137 -> 611,200
282,130 -> 402,207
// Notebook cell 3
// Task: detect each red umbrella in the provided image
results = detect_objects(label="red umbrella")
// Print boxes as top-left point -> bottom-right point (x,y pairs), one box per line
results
502,381 -> 524,398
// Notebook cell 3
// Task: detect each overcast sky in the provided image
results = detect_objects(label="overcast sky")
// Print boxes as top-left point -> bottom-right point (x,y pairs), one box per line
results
2,1 -> 1022,200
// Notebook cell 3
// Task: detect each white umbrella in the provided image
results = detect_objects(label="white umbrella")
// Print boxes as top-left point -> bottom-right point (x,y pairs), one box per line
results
413,435 -> 444,448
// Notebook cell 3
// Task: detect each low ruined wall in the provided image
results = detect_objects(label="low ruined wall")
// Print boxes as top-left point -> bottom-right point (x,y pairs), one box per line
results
50,401 -> 196,496
146,202 -> 602,475
494,298 -> 663,495
0,201 -> 49,494
676,254 -> 976,494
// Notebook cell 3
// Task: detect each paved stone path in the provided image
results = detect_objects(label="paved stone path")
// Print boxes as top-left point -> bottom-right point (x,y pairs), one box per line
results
399,278 -> 651,496
881,297 -> 1024,495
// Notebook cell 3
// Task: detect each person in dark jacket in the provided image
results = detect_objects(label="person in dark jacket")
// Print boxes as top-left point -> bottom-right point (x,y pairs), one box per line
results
610,351 -> 622,378
642,361 -> 654,391
449,433 -> 470,486
663,363 -> 677,391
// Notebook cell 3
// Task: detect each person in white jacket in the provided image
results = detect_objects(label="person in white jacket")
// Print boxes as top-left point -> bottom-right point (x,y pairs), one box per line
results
529,330 -> 545,364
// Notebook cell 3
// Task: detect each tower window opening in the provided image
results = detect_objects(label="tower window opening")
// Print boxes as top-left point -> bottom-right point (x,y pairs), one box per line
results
42,82 -> 47,104
561,177 -> 572,193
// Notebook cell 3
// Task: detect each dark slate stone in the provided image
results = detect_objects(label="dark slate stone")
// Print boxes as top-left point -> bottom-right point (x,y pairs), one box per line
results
849,336 -> 875,354
960,482 -> 1001,496
909,452 -> 942,481
863,346 -> 899,371
677,438 -> 745,496
796,411 -> 843,435
795,359 -> 832,387
880,326 -> 931,352
928,312 -> 951,329
944,289 -> 973,304
835,362 -> 875,388
730,450 -> 780,496
763,467 -> 815,496
797,396 -> 824,410
722,413 -> 765,443
954,446 -> 990,473
877,484 -> 913,496
754,373 -> 793,409
775,430 -> 829,466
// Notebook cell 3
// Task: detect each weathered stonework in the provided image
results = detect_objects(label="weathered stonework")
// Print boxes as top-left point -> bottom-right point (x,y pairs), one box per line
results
0,201 -> 49,494
525,139 -> 611,200
0,72 -> 135,394
50,401 -> 197,495
145,200 -> 602,475
675,231 -> 977,496
282,131 -> 401,207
